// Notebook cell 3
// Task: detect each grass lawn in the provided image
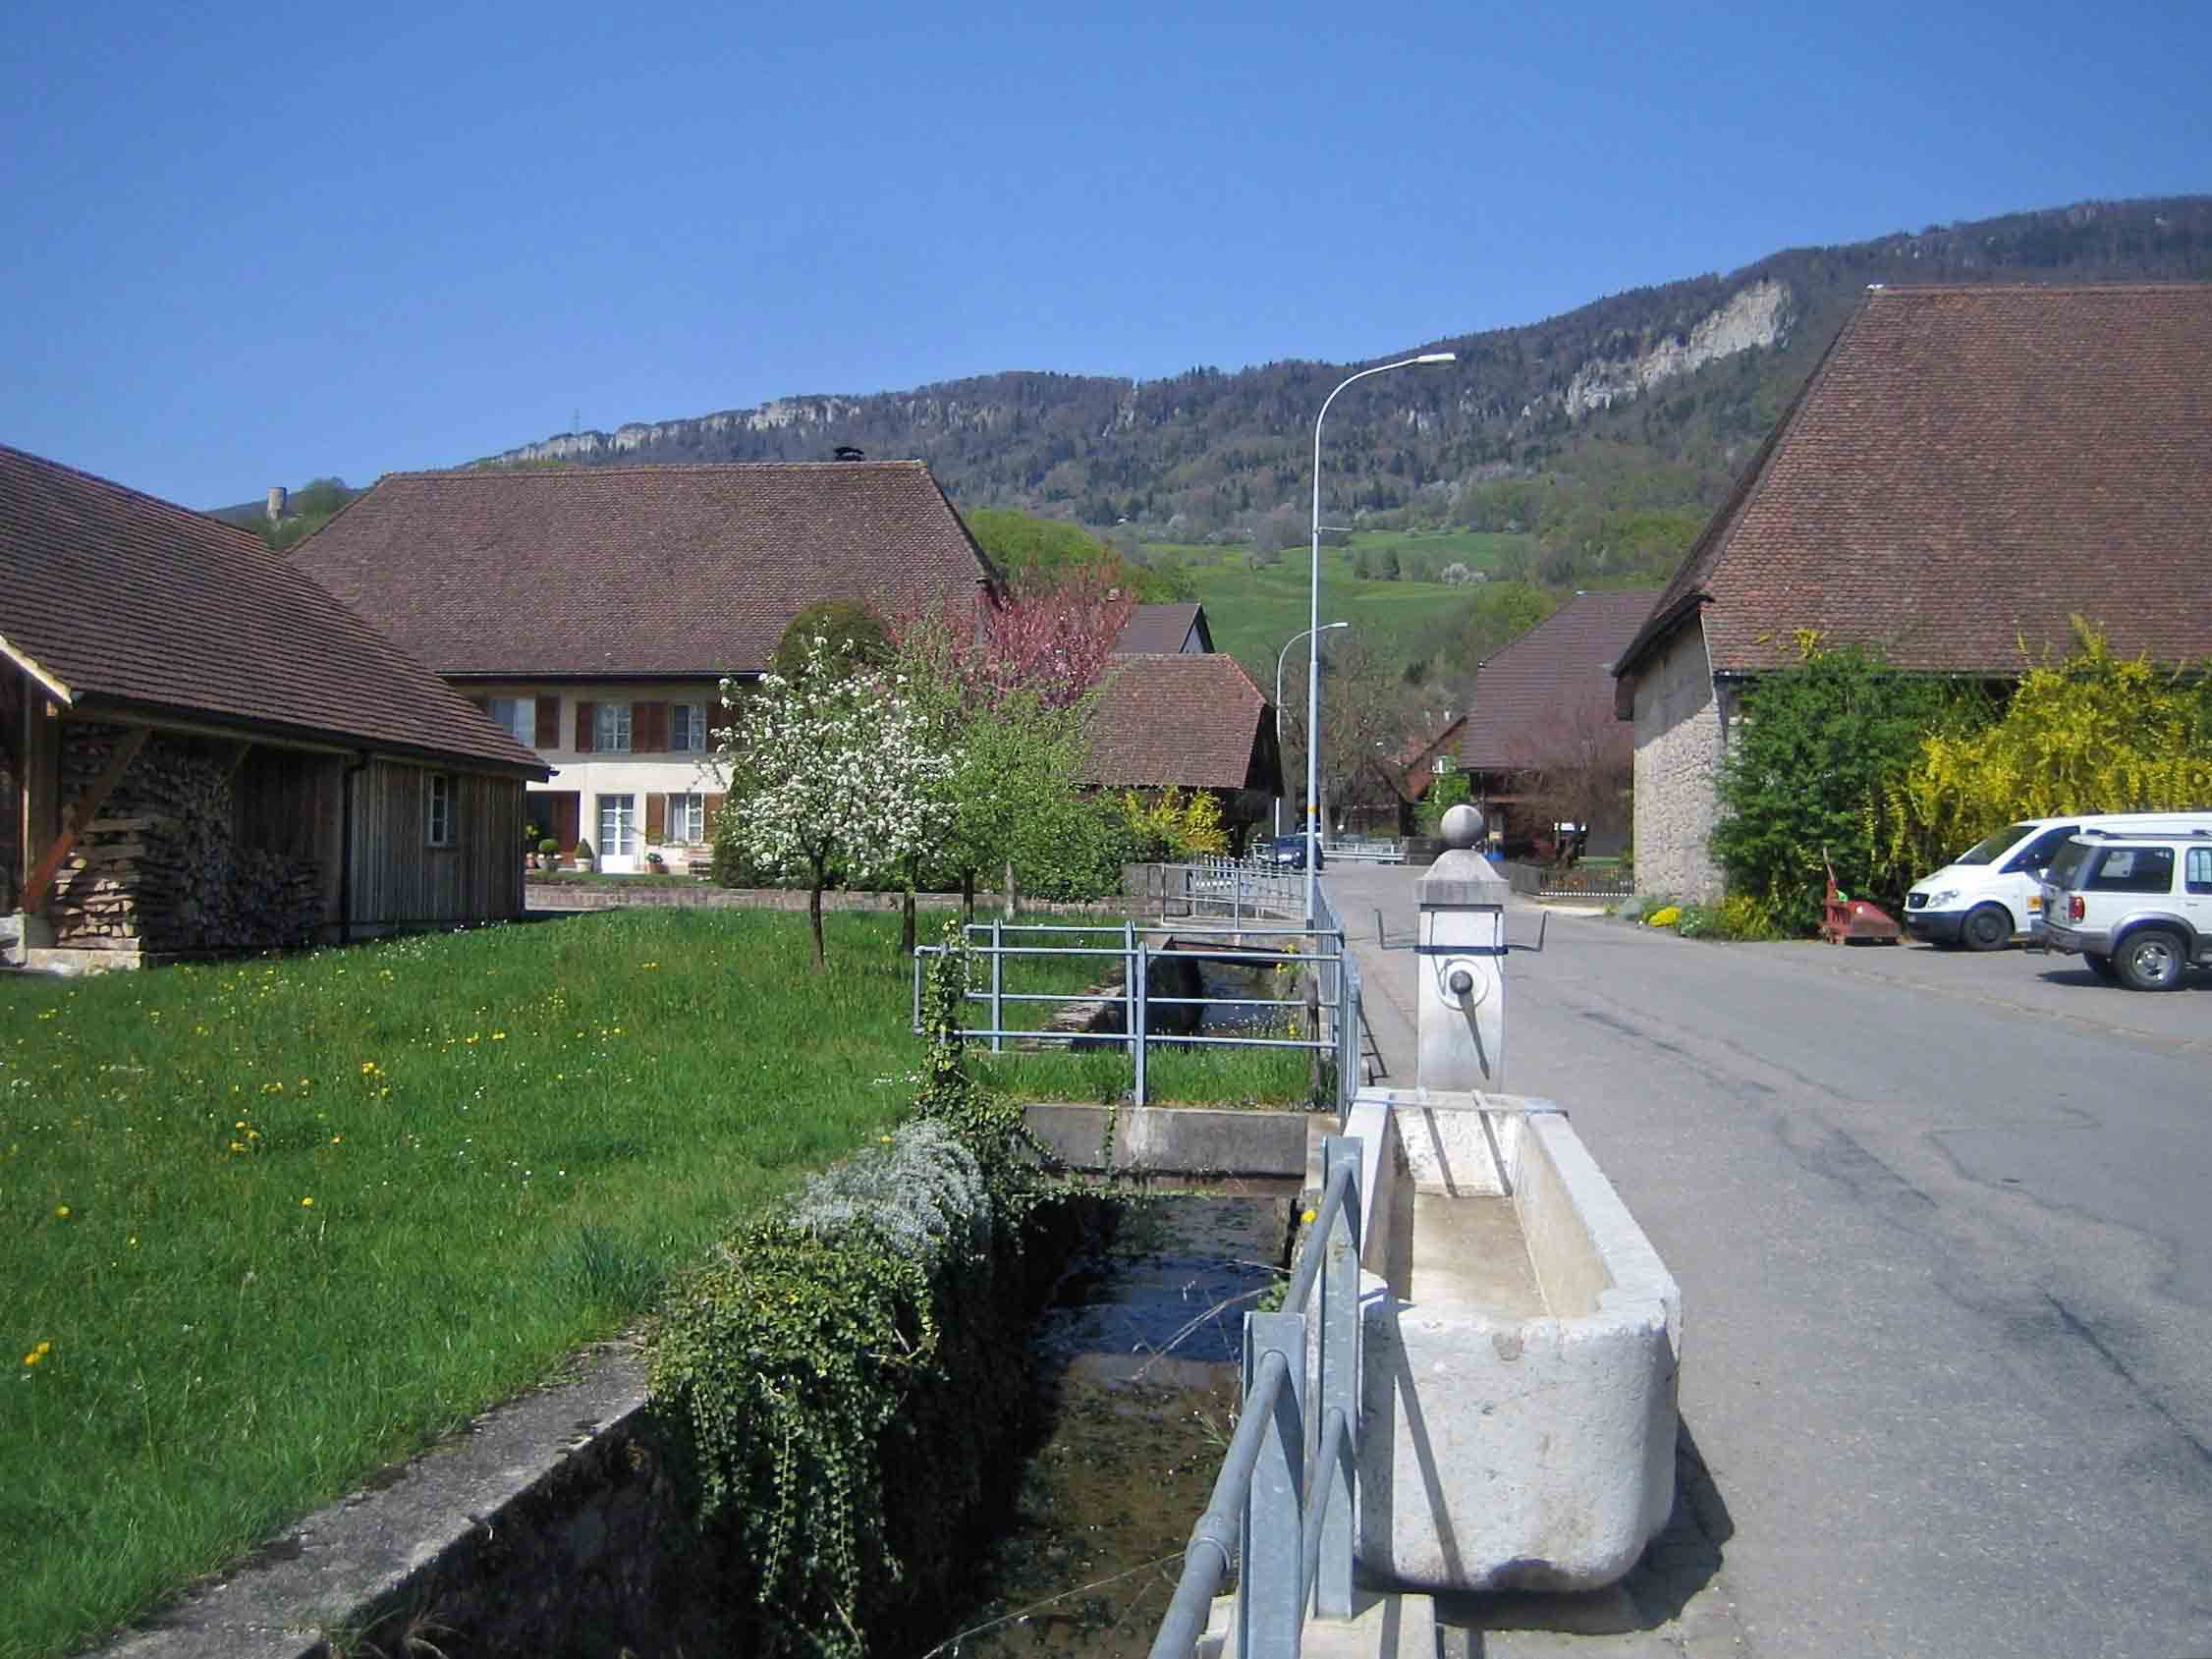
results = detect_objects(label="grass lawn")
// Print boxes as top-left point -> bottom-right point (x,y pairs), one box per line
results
1,909 -> 1309,1659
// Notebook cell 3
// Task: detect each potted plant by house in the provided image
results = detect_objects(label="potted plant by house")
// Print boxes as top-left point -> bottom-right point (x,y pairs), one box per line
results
645,850 -> 667,874
574,837 -> 595,873
538,837 -> 559,871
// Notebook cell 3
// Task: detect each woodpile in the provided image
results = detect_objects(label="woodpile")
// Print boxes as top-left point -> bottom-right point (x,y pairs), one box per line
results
50,726 -> 322,952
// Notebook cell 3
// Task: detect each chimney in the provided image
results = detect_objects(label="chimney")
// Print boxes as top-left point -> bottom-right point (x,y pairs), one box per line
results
265,486 -> 288,522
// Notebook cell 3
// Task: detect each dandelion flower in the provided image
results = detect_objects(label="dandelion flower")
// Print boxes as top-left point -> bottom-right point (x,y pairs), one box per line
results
301,1196 -> 314,1207
53,1205 -> 69,1218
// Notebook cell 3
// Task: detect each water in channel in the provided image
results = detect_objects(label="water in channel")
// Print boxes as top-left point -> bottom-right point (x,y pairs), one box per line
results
921,1185 -> 1297,1657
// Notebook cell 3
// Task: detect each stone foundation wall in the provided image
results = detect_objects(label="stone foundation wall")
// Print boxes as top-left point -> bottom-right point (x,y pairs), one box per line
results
1630,621 -> 1727,903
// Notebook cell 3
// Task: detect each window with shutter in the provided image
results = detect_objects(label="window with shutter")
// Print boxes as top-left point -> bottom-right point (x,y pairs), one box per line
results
575,701 -> 597,752
645,793 -> 667,843
636,701 -> 669,753
534,695 -> 560,747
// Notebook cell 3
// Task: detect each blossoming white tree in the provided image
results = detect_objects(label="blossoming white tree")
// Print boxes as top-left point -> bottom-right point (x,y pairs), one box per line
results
716,637 -> 952,971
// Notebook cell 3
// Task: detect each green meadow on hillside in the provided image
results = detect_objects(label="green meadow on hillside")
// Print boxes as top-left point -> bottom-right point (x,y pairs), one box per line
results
1149,530 -> 1538,682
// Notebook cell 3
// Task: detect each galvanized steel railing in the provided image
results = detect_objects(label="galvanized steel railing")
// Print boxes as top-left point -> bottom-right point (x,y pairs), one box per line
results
1310,880 -> 1364,1114
911,918 -> 1356,1109
1149,1134 -> 1366,1658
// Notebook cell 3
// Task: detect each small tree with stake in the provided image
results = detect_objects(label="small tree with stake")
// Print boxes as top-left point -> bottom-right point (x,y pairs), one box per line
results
715,636 -> 951,971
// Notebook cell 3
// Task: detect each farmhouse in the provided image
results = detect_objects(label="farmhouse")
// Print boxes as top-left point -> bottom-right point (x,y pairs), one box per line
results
1084,652 -> 1283,840
1112,601 -> 1214,655
0,445 -> 548,969
1459,588 -> 1655,857
1613,283 -> 2212,900
290,461 -> 1000,872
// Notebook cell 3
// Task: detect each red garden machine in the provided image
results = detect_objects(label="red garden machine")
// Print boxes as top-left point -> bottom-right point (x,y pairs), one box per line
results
1819,852 -> 1903,945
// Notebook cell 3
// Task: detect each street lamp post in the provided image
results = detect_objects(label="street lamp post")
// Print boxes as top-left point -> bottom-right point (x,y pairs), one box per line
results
1305,351 -> 1456,921
1275,622 -> 1349,838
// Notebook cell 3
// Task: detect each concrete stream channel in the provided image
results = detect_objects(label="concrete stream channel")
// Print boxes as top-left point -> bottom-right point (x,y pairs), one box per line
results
923,1177 -> 1302,1658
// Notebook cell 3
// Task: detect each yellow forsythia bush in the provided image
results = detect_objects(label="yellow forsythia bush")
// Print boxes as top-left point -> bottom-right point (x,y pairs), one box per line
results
1887,621 -> 2212,869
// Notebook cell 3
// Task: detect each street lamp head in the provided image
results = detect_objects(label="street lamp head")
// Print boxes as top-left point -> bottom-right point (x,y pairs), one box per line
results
1321,621 -> 1350,633
1414,352 -> 1457,364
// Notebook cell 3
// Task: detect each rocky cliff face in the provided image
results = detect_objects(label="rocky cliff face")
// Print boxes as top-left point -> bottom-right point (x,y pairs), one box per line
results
489,397 -> 865,465
1563,280 -> 1793,417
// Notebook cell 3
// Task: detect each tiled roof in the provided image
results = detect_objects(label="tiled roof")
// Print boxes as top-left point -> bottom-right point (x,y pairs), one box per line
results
1618,284 -> 2212,683
290,462 -> 1000,677
1084,653 -> 1279,792
1398,714 -> 1465,797
1113,603 -> 1209,654
1461,590 -> 1657,772
0,445 -> 546,773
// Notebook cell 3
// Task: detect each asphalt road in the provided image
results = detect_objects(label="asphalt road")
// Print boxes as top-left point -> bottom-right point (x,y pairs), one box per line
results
1326,861 -> 2212,1659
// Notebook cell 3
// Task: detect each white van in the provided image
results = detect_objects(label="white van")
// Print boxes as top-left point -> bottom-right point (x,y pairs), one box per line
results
1903,811 -> 2212,950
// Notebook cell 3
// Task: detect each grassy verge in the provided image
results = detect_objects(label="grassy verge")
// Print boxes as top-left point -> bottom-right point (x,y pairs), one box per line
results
0,911 -> 1313,1657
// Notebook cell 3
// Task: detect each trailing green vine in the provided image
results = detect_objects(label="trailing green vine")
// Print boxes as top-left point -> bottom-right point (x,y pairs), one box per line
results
644,916 -> 1064,1657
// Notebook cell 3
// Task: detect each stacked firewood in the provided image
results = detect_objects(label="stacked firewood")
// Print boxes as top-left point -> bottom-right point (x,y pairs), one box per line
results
50,727 -> 322,952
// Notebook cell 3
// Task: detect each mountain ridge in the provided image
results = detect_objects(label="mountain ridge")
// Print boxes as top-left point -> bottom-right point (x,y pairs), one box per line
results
461,195 -> 2211,543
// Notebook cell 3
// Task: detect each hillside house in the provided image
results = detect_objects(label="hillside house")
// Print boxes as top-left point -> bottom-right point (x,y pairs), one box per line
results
1084,653 -> 1282,842
290,461 -> 1000,872
0,445 -> 547,968
1113,602 -> 1215,655
1460,589 -> 1656,858
1613,284 -> 2212,901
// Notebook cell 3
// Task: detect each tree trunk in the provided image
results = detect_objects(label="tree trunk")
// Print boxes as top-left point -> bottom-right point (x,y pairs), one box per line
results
960,866 -> 975,925
900,853 -> 918,956
1002,857 -> 1017,920
808,857 -> 827,972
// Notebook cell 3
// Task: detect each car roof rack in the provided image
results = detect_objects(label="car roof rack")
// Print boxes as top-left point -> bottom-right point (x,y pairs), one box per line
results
2074,825 -> 2212,839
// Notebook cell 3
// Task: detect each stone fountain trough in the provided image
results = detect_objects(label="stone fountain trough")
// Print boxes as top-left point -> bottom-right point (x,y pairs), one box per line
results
1320,802 -> 1681,1592
1338,1086 -> 1680,1591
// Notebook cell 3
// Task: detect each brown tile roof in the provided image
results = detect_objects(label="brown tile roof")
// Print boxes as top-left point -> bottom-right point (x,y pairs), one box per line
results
1084,653 -> 1280,792
1113,602 -> 1211,654
0,445 -> 546,773
1397,713 -> 1465,797
1618,284 -> 2212,684
1461,589 -> 1658,772
290,461 -> 1001,678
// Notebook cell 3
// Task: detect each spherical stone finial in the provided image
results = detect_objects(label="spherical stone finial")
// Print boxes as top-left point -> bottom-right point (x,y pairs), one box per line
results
1440,802 -> 1486,850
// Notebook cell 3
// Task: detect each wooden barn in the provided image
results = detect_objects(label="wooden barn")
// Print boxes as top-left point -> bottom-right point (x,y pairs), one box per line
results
0,445 -> 549,969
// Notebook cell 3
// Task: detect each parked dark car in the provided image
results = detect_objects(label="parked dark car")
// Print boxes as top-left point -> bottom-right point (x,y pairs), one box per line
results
1259,834 -> 1309,870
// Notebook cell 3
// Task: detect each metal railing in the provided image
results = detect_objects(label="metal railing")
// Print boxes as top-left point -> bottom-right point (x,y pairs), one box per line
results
1172,857 -> 1305,922
911,918 -> 1354,1109
1500,858 -> 1635,900
1310,881 -> 1364,1113
1322,835 -> 1406,864
1150,1135 -> 1365,1659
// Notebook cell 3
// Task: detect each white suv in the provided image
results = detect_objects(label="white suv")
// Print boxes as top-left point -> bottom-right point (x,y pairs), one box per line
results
2038,829 -> 2212,990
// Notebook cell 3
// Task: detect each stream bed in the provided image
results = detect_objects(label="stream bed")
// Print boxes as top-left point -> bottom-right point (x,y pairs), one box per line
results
922,1186 -> 1297,1657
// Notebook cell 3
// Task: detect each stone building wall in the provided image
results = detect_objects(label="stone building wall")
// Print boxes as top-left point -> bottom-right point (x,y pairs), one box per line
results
1629,618 -> 1727,903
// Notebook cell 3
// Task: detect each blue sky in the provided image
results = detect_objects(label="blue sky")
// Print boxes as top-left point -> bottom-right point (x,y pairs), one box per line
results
4,0 -> 2206,509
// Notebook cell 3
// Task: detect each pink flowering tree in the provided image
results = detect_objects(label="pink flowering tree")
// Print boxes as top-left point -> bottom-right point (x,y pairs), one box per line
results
893,570 -> 1137,917
715,636 -> 952,970
903,564 -> 1137,711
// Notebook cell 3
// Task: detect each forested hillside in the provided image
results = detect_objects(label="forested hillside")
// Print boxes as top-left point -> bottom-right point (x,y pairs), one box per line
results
467,196 -> 2211,599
